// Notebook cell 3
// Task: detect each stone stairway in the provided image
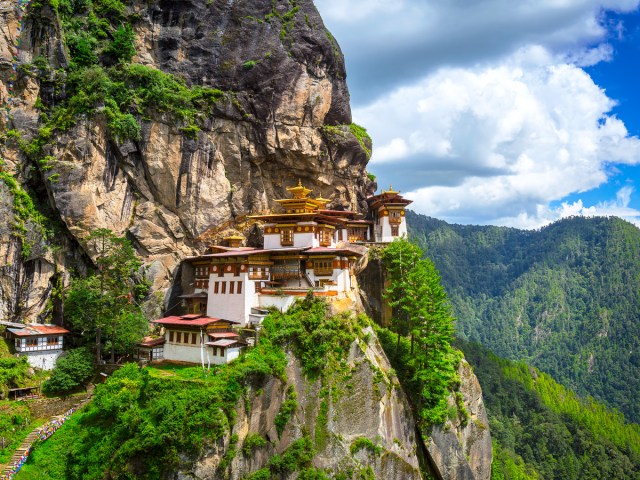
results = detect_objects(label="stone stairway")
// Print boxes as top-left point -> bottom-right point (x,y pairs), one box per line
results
0,427 -> 40,478
0,395 -> 93,479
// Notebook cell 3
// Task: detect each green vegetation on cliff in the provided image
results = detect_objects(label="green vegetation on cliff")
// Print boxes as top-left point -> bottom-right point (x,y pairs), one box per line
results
21,0 -> 230,170
378,239 -> 462,428
458,340 -> 640,479
16,297 -> 375,479
408,211 -> 640,423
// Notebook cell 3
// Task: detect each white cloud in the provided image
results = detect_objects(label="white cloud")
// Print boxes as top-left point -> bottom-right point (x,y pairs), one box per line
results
316,0 -> 640,104
314,0 -> 640,227
356,45 -> 640,226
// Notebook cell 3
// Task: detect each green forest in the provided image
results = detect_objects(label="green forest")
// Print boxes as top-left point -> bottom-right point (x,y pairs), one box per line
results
407,211 -> 640,424
458,340 -> 640,479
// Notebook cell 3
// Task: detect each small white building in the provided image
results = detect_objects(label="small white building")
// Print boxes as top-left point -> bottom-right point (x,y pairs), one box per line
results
136,336 -> 166,362
366,187 -> 413,243
151,314 -> 243,365
5,324 -> 70,370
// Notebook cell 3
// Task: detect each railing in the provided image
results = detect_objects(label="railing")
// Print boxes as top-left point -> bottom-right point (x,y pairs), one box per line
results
271,265 -> 301,280
248,271 -> 269,280
15,344 -> 62,352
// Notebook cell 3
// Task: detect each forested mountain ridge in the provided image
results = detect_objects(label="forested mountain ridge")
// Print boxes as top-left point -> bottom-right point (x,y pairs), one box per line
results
407,211 -> 640,423
458,340 -> 640,480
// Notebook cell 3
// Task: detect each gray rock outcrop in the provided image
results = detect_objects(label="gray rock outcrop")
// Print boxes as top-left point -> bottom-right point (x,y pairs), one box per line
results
0,0 -> 372,321
184,327 -> 427,479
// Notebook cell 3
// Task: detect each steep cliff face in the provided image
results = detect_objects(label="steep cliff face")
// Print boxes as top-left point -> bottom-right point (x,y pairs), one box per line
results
0,0 -> 372,321
358,257 -> 493,480
426,360 -> 492,480
185,327 -> 428,480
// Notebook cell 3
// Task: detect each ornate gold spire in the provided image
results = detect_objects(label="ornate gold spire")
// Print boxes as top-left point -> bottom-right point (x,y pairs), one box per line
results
286,179 -> 312,199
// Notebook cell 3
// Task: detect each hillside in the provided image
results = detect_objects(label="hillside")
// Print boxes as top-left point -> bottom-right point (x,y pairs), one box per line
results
458,340 -> 640,480
14,298 -> 490,479
408,211 -> 640,423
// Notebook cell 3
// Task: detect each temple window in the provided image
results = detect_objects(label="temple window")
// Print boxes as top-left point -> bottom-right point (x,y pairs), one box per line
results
314,260 -> 333,276
319,228 -> 332,246
391,225 -> 399,236
281,228 -> 294,246
348,228 -> 366,243
389,210 -> 402,224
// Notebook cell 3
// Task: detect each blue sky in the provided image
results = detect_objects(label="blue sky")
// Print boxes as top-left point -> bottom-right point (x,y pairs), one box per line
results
315,1 -> 640,228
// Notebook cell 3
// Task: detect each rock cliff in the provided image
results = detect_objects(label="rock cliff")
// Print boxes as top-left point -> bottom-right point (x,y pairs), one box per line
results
0,0 -> 373,321
183,327 -> 429,480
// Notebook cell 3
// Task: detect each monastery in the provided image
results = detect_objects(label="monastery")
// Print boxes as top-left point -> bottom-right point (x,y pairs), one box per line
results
149,182 -> 412,364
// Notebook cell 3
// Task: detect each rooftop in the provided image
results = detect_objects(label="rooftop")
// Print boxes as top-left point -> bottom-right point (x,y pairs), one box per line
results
151,314 -> 239,327
7,324 -> 70,337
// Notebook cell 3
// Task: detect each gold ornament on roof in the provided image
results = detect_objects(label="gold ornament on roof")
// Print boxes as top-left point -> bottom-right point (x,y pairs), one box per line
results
287,179 -> 312,199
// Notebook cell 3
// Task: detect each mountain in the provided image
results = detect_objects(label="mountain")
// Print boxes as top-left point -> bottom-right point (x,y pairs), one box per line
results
458,340 -> 640,480
0,0 -> 373,323
407,210 -> 640,423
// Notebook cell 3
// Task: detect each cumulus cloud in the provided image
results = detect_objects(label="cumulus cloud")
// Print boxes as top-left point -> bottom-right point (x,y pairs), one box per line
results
314,0 -> 640,227
316,0 -> 640,105
353,46 -> 640,226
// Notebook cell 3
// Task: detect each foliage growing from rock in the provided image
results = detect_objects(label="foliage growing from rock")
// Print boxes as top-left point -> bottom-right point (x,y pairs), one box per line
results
320,123 -> 372,159
349,437 -> 382,456
380,239 -> 460,427
242,433 -> 268,457
0,171 -> 49,260
24,0 -> 229,152
274,385 -> 297,439
348,123 -> 372,158
266,293 -> 368,378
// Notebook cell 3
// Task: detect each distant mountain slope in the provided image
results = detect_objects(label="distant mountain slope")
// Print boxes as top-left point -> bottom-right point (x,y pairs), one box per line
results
407,211 -> 640,423
457,340 -> 640,480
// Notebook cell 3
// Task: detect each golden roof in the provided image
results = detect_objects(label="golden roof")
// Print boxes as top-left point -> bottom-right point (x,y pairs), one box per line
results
287,179 -> 312,199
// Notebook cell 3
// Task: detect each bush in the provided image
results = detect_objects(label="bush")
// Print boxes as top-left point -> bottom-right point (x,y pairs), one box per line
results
43,347 -> 94,394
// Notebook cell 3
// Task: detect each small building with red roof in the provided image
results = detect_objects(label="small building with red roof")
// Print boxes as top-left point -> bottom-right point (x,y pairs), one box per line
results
151,314 -> 243,365
4,324 -> 70,370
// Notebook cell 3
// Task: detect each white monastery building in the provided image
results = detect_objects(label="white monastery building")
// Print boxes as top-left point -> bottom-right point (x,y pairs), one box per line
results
150,182 -> 412,364
5,324 -> 70,370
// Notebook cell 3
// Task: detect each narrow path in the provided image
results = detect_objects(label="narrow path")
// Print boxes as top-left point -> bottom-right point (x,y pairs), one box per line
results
0,395 -> 93,480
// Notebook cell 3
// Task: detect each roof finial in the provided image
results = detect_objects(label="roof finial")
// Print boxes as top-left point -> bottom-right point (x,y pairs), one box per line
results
298,179 -> 303,187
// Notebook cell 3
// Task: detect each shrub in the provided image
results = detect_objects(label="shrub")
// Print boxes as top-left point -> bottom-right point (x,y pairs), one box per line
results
43,347 -> 94,394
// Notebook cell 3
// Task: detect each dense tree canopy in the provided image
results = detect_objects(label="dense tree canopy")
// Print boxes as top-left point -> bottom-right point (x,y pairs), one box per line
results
380,239 -> 460,427
459,340 -> 640,480
408,212 -> 640,423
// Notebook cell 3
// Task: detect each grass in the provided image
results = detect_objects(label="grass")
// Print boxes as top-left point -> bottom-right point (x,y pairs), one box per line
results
0,414 -> 47,465
146,362 -> 220,382
14,414 -> 80,479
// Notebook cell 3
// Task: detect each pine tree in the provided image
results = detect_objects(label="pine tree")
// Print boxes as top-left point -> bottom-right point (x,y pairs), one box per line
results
381,238 -> 459,425
65,229 -> 150,363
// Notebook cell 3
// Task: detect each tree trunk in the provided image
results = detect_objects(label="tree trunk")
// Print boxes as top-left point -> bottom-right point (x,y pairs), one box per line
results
96,327 -> 102,364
